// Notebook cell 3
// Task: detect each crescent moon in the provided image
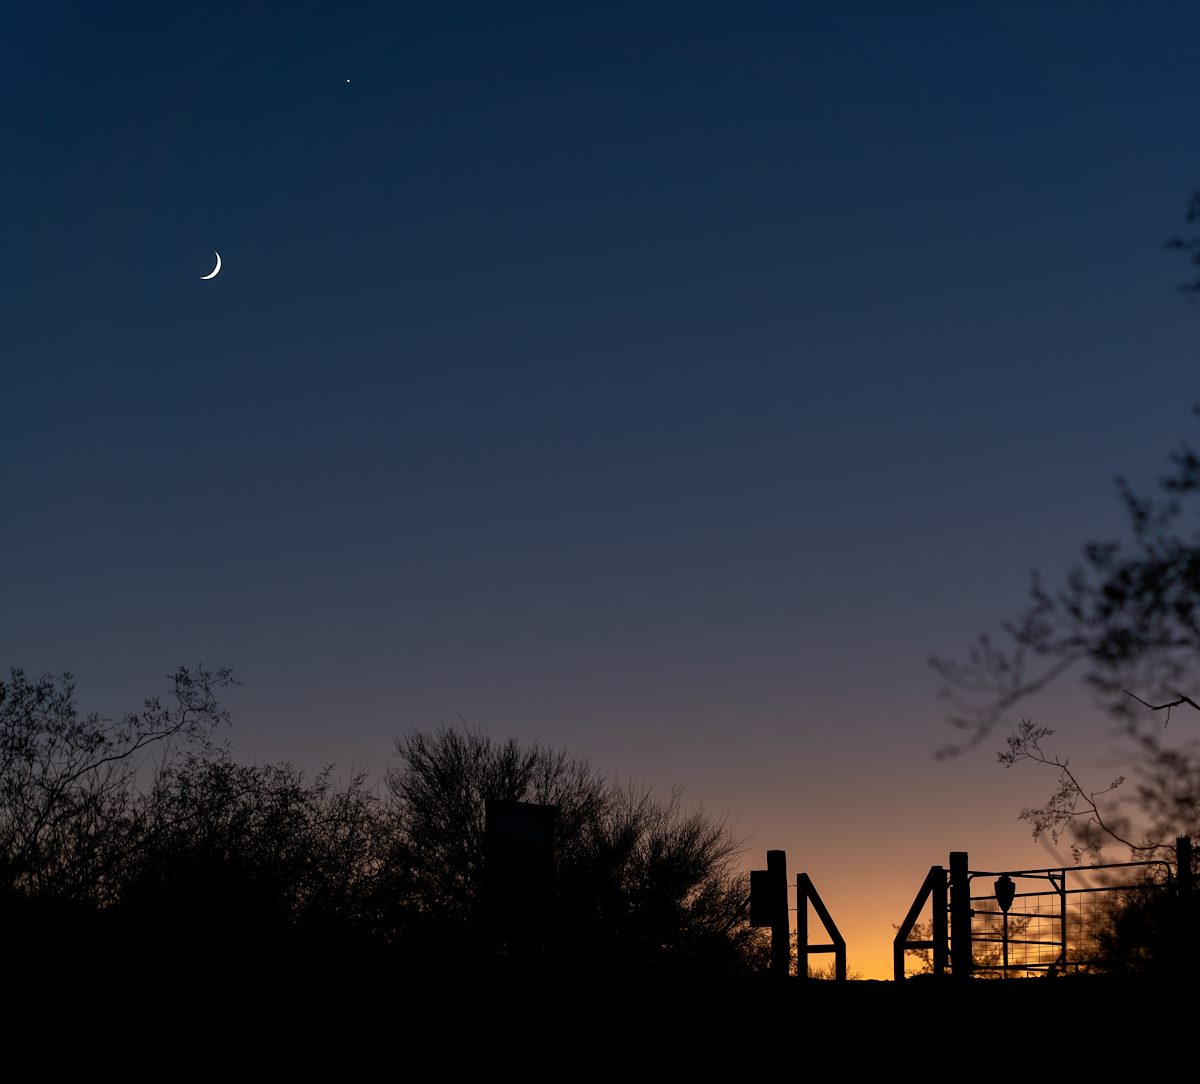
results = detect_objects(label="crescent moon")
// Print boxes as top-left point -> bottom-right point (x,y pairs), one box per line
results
199,252 -> 222,280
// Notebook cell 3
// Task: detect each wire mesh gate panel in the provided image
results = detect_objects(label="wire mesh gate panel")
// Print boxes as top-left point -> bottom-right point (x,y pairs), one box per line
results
894,843 -> 1192,979
965,860 -> 1174,975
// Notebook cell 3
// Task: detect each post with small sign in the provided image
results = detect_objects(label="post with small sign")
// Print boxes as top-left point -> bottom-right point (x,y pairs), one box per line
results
749,849 -> 790,977
994,874 -> 1016,976
484,799 -> 556,967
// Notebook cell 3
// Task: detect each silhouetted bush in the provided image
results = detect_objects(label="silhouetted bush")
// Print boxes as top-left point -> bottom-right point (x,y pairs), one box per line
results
113,756 -> 383,966
1082,870 -> 1199,977
380,727 -> 762,976
2,670 -> 763,980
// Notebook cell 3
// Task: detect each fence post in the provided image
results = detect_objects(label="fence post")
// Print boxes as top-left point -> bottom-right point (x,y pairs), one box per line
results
767,849 -> 790,978
949,851 -> 972,979
931,865 -> 948,977
796,869 -> 809,980
1177,836 -> 1195,974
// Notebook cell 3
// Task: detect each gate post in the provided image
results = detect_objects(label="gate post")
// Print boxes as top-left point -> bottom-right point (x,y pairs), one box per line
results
932,865 -> 949,977
949,851 -> 972,979
796,867 -> 809,980
1177,835 -> 1195,973
767,849 -> 790,977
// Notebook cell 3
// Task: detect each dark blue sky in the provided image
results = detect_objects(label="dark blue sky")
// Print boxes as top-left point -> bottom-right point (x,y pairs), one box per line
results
5,3 -> 1200,974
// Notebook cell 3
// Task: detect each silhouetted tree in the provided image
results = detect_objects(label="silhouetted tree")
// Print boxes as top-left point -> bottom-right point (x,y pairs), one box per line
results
1080,870 -> 1197,975
933,415 -> 1200,859
114,754 -> 383,965
4,670 -> 765,980
931,196 -> 1200,862
381,727 -> 762,976
0,665 -> 233,906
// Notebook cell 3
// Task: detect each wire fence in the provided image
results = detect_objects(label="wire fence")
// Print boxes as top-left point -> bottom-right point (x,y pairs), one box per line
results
966,861 -> 1174,975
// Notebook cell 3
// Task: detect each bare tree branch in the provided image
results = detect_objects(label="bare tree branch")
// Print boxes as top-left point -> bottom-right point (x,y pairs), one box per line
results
1123,689 -> 1200,726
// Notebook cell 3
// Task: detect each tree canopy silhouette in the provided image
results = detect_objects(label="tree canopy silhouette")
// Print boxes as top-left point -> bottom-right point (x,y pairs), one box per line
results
2,669 -> 762,979
931,413 -> 1200,751
380,727 -> 762,976
931,193 -> 1200,860
0,665 -> 233,906
933,422 -> 1200,861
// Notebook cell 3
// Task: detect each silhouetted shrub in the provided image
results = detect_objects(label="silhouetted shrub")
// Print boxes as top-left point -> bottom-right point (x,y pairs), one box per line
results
381,727 -> 762,976
2,670 -> 763,980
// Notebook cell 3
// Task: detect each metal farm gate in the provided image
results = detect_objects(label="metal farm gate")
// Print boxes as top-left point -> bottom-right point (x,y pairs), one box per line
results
893,837 -> 1194,979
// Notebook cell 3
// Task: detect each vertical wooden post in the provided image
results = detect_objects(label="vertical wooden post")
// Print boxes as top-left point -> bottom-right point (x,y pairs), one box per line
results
767,849 -> 790,977
931,865 -> 948,977
1177,836 -> 1194,974
949,851 -> 972,979
796,868 -> 809,980
1057,871 -> 1067,971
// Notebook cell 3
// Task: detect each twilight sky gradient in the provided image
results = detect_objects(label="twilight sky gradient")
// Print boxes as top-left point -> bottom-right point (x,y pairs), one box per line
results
5,3 -> 1200,978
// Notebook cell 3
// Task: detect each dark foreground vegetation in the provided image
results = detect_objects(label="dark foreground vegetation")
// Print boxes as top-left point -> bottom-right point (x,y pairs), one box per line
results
4,663 -> 1195,1063
2,665 -> 766,985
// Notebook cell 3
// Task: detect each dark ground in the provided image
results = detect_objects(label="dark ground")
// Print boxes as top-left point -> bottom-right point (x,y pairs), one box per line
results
8,966 -> 1189,1069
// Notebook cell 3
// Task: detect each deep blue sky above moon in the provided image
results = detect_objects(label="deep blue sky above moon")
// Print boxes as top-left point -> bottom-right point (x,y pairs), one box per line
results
5,3 -> 1200,974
